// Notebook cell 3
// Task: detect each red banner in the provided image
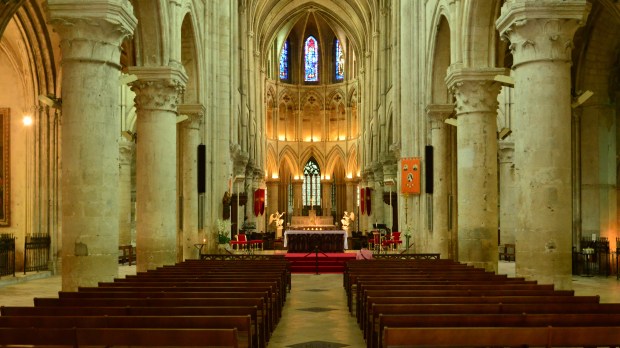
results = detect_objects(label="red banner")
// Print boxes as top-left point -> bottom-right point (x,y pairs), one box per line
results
365,187 -> 372,215
401,157 -> 421,195
254,189 -> 265,216
360,188 -> 366,215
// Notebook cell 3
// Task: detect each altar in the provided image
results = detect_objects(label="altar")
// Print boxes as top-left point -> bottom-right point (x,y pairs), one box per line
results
290,209 -> 335,230
284,230 -> 348,253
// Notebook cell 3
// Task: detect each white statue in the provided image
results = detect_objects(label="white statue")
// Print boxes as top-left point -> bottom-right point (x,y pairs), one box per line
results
269,211 -> 285,227
341,211 -> 355,228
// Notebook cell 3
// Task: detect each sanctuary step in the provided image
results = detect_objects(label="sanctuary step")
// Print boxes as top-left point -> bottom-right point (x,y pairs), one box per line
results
285,253 -> 356,273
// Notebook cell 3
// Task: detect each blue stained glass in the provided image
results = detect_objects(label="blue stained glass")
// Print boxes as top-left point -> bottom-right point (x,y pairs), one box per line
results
279,40 -> 289,80
335,39 -> 344,80
304,36 -> 319,82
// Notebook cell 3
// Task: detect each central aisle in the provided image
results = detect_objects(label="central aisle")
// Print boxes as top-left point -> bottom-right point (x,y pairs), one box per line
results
268,273 -> 365,347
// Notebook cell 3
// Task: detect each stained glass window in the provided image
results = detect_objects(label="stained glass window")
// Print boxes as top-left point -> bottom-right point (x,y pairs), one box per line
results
279,40 -> 289,80
335,39 -> 344,81
304,36 -> 319,82
302,158 -> 321,208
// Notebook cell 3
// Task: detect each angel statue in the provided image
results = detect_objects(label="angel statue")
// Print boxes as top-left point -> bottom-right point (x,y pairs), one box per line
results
269,211 -> 285,227
340,211 -> 355,228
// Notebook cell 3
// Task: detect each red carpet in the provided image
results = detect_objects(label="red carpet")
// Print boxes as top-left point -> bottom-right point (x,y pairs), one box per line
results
285,252 -> 356,273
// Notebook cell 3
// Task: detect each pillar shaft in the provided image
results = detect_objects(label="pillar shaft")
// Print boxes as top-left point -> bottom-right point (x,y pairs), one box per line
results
48,0 -> 137,291
129,66 -> 187,272
497,0 -> 590,289
322,180 -> 333,217
292,180 -> 303,216
499,141 -> 517,245
118,139 -> 134,246
179,106 -> 204,260
427,104 -> 454,258
446,67 -> 505,272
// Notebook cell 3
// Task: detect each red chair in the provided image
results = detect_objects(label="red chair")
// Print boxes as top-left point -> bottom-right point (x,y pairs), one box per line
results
384,231 -> 402,251
230,234 -> 248,251
249,233 -> 264,251
368,231 -> 381,251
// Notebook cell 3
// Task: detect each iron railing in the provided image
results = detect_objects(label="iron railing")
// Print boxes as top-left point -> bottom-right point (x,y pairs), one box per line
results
24,234 -> 50,274
0,233 -> 15,277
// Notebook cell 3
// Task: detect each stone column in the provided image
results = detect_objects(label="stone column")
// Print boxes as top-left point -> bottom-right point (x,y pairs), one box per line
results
426,104 -> 454,258
47,0 -> 136,291
346,179 -> 360,231
497,0 -> 590,288
118,139 -> 134,246
322,179 -> 333,217
129,66 -> 187,272
178,105 -> 204,261
266,178 -> 279,233
372,166 -> 384,226
292,178 -> 303,216
445,67 -> 505,273
499,141 -> 517,245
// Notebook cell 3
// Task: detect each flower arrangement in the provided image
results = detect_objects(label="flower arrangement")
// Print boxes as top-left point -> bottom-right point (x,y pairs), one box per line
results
216,218 -> 232,244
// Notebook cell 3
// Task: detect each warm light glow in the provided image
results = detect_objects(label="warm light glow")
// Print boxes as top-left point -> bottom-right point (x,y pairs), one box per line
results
338,135 -> 346,141
304,137 -> 312,142
356,172 -> 361,177
294,175 -> 300,180
278,135 -> 286,141
23,115 -> 33,126
312,137 -> 320,142
325,175 -> 331,180
271,173 -> 279,179
346,173 -> 353,179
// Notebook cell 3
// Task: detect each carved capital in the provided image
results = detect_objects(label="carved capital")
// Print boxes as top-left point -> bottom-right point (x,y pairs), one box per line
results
426,103 -> 455,129
496,0 -> 590,67
128,66 -> 187,112
118,139 -> 134,166
499,141 -> 515,164
47,0 -> 136,64
178,103 -> 205,130
445,67 -> 506,116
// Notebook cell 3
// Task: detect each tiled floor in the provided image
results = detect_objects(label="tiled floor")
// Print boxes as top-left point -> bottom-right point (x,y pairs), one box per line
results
0,262 -> 619,347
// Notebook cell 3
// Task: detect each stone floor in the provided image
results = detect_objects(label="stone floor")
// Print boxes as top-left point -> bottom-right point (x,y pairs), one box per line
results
0,261 -> 619,347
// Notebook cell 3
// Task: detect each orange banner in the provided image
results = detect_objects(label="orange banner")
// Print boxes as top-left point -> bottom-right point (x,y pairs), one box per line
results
401,158 -> 421,195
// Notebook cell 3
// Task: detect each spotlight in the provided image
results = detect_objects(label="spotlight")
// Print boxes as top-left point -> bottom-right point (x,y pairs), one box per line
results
572,90 -> 593,108
498,127 -> 512,140
444,118 -> 458,127
494,75 -> 515,87
38,94 -> 61,108
118,74 -> 138,85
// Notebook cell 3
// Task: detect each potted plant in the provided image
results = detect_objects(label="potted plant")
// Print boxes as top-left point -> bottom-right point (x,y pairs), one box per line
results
216,218 -> 232,245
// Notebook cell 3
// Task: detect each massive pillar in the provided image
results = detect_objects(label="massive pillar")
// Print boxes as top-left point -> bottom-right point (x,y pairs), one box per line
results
292,179 -> 303,216
178,105 -> 204,260
497,0 -> 590,289
118,139 -> 134,246
426,104 -> 454,258
499,141 -> 517,245
47,0 -> 136,291
346,179 -> 360,231
266,178 -> 279,233
446,67 -> 505,273
129,66 -> 187,272
322,179 -> 333,217
372,165 -> 385,227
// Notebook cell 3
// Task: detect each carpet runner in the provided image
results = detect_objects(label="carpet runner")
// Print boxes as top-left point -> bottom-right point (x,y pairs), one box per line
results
284,252 -> 357,273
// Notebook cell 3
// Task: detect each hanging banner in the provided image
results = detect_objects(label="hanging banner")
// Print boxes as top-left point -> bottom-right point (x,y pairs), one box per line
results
254,189 -> 265,217
366,187 -> 372,216
401,157 -> 421,195
360,187 -> 366,215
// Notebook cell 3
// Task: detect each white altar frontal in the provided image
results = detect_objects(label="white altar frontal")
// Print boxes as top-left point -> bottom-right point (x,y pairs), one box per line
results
290,209 -> 335,230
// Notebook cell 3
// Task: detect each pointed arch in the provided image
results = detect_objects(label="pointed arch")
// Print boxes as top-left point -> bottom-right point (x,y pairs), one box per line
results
325,146 -> 346,177
279,145 -> 300,177
266,144 -> 278,177
347,145 -> 359,178
462,0 -> 503,67
299,145 -> 326,174
304,35 -> 319,81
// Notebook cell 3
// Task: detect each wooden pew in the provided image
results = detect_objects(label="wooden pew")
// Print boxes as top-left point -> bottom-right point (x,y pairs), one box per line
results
2,305 -> 263,348
0,315 -> 252,348
376,313 -> 620,348
0,327 -> 239,347
382,326 -> 620,348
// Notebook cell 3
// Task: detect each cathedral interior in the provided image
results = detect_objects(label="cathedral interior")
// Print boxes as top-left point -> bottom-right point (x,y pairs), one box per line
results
0,0 -> 619,293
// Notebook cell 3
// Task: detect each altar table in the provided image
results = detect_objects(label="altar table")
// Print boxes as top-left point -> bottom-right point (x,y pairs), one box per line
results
283,230 -> 348,252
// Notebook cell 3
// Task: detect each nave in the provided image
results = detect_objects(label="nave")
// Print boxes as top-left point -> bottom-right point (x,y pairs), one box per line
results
0,261 -> 619,347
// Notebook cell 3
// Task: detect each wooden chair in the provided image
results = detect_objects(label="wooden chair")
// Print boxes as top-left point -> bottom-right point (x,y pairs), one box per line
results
249,232 -> 264,251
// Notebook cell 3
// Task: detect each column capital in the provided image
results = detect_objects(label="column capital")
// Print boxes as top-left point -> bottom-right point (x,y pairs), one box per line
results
426,103 -> 455,128
445,66 -> 507,116
496,0 -> 590,67
47,0 -> 137,64
499,141 -> 515,164
118,138 -> 134,166
178,104 -> 205,130
128,66 -> 188,112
